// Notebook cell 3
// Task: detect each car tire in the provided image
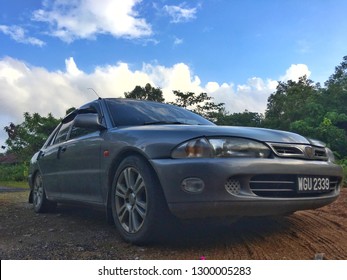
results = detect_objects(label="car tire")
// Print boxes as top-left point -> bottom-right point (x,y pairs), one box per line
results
32,172 -> 57,213
111,155 -> 170,244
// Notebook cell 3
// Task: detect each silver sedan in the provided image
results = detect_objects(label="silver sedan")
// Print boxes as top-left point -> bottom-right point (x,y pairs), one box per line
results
28,98 -> 343,244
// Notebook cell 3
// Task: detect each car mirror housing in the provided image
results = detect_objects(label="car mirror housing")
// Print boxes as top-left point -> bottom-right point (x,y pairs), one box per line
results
74,113 -> 106,130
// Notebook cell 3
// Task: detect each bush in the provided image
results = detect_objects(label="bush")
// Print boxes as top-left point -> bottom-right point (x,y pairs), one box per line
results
0,163 -> 28,182
338,159 -> 347,187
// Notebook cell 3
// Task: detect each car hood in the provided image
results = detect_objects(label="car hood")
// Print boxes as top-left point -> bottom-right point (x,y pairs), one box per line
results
116,125 -> 313,145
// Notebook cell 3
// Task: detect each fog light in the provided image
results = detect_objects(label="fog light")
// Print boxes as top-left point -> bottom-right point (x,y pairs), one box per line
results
181,178 -> 205,193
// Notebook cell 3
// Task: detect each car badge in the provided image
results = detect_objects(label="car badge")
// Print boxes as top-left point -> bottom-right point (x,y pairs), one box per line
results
305,146 -> 315,159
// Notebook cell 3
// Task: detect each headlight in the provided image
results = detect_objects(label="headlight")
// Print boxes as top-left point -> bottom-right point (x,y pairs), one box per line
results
172,138 -> 214,158
209,138 -> 271,158
325,147 -> 336,163
172,137 -> 271,159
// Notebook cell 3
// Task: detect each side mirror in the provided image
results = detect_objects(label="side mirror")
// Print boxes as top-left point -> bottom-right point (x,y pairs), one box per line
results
74,113 -> 106,131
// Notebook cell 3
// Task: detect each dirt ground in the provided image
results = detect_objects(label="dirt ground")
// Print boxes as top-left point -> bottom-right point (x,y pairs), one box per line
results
0,187 -> 346,260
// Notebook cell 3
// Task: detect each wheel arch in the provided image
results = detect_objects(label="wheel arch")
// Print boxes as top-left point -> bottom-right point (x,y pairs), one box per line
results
105,149 -> 168,222
28,168 -> 41,204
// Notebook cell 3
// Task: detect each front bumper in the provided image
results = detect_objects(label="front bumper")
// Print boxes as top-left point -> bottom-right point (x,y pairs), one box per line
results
150,158 -> 343,219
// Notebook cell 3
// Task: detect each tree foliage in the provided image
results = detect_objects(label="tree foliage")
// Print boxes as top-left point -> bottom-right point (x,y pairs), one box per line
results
4,112 -> 60,161
216,110 -> 263,127
264,76 -> 319,130
171,90 -> 225,121
124,84 -> 225,122
124,83 -> 165,102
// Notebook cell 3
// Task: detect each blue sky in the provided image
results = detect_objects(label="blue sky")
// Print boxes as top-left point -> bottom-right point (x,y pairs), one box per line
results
1,0 -> 347,147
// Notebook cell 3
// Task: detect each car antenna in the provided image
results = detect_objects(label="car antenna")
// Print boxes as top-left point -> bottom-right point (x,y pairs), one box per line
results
87,88 -> 102,99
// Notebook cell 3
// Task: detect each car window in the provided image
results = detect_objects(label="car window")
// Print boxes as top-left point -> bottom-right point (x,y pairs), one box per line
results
69,123 -> 98,139
53,120 -> 73,144
42,125 -> 60,148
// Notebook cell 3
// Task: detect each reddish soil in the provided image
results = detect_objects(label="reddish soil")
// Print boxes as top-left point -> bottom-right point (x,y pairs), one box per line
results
0,188 -> 346,260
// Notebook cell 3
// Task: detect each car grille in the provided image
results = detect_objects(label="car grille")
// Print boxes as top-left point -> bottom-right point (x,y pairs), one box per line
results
267,143 -> 328,161
249,174 -> 339,198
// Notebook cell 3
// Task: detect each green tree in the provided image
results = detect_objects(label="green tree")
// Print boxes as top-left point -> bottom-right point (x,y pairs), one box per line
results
321,56 -> 347,132
216,110 -> 264,127
316,56 -> 347,157
323,56 -> 347,112
4,112 -> 60,161
317,117 -> 347,157
264,76 -> 320,130
171,90 -> 225,121
124,83 -> 165,102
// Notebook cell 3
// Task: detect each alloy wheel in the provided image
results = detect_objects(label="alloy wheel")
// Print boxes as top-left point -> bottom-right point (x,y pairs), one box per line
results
33,174 -> 44,209
115,167 -> 148,234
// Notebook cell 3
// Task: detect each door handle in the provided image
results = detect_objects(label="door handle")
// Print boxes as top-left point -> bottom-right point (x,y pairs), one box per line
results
57,146 -> 67,159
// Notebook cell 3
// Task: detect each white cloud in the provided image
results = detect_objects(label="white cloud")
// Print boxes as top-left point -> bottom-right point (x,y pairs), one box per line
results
142,62 -> 202,102
0,25 -> 45,46
163,3 -> 197,23
280,64 -> 311,82
32,0 -> 152,42
65,57 -> 83,76
0,56 -> 311,148
173,36 -> 183,45
206,78 -> 278,114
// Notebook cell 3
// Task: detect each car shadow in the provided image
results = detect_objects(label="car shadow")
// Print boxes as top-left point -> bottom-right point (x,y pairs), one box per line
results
46,203 -> 294,249
153,215 -> 293,248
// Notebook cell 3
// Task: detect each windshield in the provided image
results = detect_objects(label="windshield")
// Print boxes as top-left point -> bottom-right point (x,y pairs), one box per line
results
105,99 -> 214,127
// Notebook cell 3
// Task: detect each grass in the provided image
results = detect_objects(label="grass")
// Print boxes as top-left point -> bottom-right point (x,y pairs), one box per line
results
0,180 -> 29,189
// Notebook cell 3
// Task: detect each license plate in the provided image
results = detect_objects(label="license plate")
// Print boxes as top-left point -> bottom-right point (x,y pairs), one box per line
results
297,176 -> 330,193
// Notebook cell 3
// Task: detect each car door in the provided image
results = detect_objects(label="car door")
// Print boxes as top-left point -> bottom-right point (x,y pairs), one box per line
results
38,119 -> 74,199
56,113 -> 104,203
